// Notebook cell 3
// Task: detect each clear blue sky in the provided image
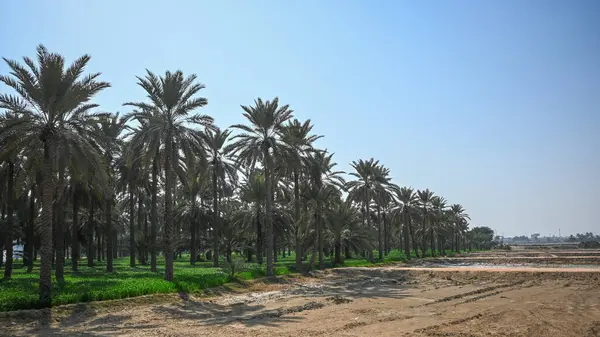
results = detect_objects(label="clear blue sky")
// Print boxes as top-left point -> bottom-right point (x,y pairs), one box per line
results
2,0 -> 599,237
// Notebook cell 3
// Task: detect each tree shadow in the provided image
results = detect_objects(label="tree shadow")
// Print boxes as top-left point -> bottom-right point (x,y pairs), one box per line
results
0,302 -> 160,337
152,298 -> 304,327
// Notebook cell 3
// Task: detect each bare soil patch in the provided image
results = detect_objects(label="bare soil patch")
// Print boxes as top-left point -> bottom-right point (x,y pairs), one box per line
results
1,250 -> 599,337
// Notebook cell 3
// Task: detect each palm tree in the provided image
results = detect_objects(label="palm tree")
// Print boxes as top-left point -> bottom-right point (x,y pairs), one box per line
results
69,172 -> 89,272
392,187 -> 418,258
201,128 -> 237,267
449,204 -> 470,253
304,150 -> 345,268
431,196 -> 448,255
416,189 -> 435,257
93,113 -> 128,272
346,158 -> 381,261
228,97 -> 294,277
0,45 -> 109,305
116,152 -> 143,268
1,161 -> 15,279
177,156 -> 209,265
239,170 -> 267,264
326,199 -> 357,265
125,70 -> 213,281
370,163 -> 397,260
280,119 -> 321,271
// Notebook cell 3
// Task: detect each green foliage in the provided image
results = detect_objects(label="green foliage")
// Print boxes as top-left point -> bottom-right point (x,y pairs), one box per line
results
0,248 -> 476,311
221,259 -> 248,280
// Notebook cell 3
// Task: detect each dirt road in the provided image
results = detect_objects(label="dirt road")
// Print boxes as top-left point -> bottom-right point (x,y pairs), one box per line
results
2,267 -> 599,337
2,250 -> 600,337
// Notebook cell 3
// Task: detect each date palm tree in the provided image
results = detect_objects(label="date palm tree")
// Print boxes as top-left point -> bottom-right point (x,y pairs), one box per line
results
346,158 -> 382,261
392,186 -> 418,258
449,204 -> 470,253
93,113 -> 128,272
177,156 -> 209,265
431,195 -> 448,256
201,128 -> 238,267
305,150 -> 345,268
0,45 -> 109,305
239,170 -> 267,264
228,97 -> 294,277
125,70 -> 213,281
280,119 -> 321,271
416,188 -> 435,257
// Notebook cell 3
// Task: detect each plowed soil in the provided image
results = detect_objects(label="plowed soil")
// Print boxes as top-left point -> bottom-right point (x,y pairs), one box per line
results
2,249 -> 600,337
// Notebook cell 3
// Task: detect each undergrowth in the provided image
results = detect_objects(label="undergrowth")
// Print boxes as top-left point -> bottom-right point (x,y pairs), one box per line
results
0,249 -> 469,311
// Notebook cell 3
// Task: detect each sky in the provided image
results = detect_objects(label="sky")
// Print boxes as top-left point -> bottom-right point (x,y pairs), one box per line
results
1,0 -> 599,237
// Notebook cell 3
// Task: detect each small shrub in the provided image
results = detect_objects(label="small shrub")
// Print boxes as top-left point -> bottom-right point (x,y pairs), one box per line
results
222,259 -> 248,280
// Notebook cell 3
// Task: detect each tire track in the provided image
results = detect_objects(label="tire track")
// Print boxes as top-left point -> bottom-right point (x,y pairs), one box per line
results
421,280 -> 526,307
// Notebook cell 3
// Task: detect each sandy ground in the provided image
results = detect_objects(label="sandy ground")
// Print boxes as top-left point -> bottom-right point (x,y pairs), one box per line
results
1,250 -> 600,337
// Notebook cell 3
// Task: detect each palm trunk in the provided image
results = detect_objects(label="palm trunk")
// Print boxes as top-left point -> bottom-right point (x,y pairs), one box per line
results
263,149 -> 274,277
383,211 -> 389,255
293,169 -> 302,272
377,206 -> 383,261
190,196 -> 197,265
421,212 -> 427,257
430,226 -> 436,257
96,225 -> 101,261
163,136 -> 174,281
150,155 -> 158,272
87,197 -> 95,267
143,214 -> 148,264
273,235 -> 278,263
256,205 -> 263,265
211,166 -> 219,268
106,153 -> 114,273
137,193 -> 144,264
129,185 -> 136,268
71,192 -> 80,272
39,140 -> 54,307
365,194 -> 374,263
26,187 -> 35,273
317,209 -> 323,268
334,235 -> 342,265
55,164 -> 66,283
307,214 -> 318,272
3,161 -> 15,279
403,211 -> 410,258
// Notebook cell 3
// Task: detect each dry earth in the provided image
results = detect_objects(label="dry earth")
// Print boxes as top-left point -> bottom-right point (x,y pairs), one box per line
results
1,249 -> 599,337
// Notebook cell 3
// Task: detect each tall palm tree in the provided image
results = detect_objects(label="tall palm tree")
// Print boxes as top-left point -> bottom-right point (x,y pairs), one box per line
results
93,113 -> 128,272
228,97 -> 294,277
177,155 -> 209,265
416,189 -> 435,257
431,196 -> 448,255
370,163 -> 397,260
325,199 -> 357,265
0,45 -> 109,305
392,186 -> 418,258
305,150 -> 344,268
449,204 -> 470,253
202,128 -> 237,267
346,158 -> 381,261
239,170 -> 267,264
1,161 -> 15,279
280,119 -> 321,271
125,70 -> 213,281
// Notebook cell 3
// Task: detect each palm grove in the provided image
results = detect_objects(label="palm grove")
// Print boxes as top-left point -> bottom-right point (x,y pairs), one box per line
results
0,46 -> 474,306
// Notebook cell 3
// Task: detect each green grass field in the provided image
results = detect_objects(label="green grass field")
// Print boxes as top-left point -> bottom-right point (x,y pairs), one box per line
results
0,249 -> 462,312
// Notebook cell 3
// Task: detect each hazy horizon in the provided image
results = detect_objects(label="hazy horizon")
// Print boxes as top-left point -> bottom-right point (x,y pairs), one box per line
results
2,0 -> 598,237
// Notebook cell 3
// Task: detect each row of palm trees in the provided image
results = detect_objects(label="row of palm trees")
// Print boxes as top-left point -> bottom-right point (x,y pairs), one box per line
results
0,45 -> 472,306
